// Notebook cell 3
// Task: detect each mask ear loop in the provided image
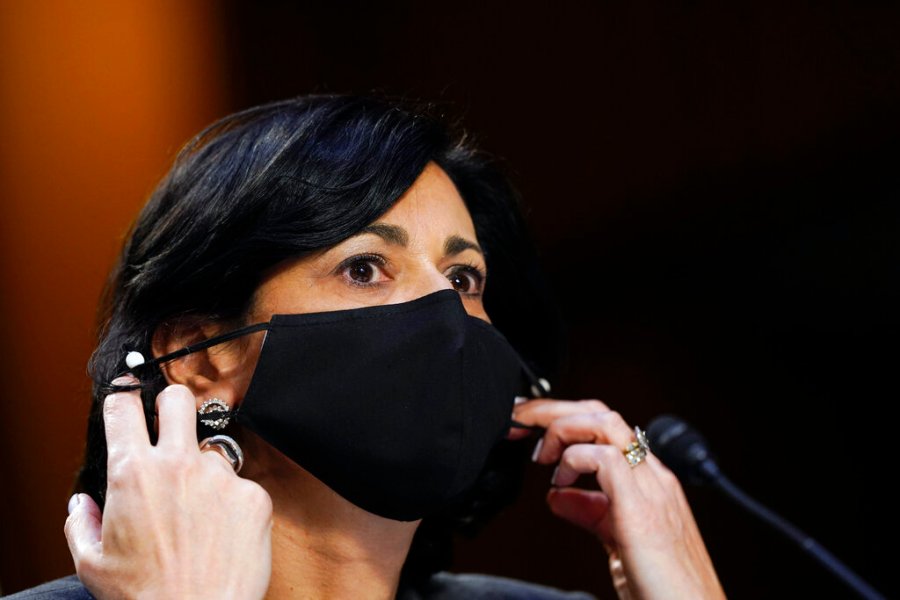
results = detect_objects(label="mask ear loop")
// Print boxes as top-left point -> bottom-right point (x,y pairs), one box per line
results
102,322 -> 271,395
508,352 -> 552,432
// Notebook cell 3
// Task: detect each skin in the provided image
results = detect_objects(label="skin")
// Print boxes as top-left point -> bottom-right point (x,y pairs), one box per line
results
65,162 -> 726,599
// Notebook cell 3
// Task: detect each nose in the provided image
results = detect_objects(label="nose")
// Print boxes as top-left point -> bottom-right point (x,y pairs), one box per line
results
409,265 -> 456,300
406,265 -> 491,323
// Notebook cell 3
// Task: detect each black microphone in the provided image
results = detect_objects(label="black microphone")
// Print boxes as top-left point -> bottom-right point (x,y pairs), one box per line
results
646,414 -> 885,600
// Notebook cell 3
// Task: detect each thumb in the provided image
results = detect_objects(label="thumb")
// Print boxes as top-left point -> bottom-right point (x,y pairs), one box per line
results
64,494 -> 102,565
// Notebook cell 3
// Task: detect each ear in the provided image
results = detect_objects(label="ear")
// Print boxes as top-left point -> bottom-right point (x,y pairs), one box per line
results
151,318 -> 250,411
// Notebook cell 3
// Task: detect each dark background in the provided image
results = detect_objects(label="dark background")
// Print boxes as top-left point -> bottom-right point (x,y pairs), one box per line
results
2,2 -> 897,598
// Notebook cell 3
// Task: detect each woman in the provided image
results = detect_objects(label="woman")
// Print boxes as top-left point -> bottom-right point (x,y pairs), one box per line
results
12,95 -> 724,598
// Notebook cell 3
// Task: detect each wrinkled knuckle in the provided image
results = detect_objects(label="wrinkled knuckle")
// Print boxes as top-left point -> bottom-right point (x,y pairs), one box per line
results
606,410 -> 628,429
545,419 -> 564,438
107,454 -> 139,483
583,399 -> 609,412
559,445 -> 580,468
586,411 -> 607,426
660,467 -> 682,489
242,482 -> 273,515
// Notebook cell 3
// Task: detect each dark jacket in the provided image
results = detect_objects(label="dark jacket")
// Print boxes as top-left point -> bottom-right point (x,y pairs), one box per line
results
5,573 -> 598,599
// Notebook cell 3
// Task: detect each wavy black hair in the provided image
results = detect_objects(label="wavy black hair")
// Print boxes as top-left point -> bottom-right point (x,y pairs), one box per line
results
75,94 -> 567,589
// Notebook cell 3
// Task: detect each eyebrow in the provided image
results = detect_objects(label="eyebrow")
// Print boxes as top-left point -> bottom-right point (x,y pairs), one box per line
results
358,223 -> 485,257
444,234 -> 484,258
359,223 -> 408,246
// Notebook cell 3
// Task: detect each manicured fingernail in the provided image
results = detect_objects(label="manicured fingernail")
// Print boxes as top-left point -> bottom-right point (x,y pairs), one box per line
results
550,466 -> 560,486
514,396 -> 528,405
111,374 -> 138,386
67,494 -> 80,515
531,438 -> 544,462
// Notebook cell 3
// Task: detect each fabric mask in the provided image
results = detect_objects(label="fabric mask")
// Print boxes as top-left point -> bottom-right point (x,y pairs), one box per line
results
124,288 -> 547,522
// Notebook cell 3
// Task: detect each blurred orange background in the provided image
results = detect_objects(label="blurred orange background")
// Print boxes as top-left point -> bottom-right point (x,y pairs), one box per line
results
0,1 -> 227,591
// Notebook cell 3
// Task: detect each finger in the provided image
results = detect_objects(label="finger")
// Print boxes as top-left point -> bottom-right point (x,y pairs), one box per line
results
505,396 -> 538,440
505,426 -> 534,441
155,385 -> 199,451
512,398 -> 611,431
546,487 -> 612,539
533,411 -> 637,465
104,378 -> 150,458
199,442 -> 240,475
64,494 -> 102,566
607,547 -> 632,600
552,443 -> 634,501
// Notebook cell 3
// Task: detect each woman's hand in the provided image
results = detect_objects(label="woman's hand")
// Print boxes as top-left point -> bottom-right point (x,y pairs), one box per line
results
508,398 -> 726,600
64,379 -> 273,599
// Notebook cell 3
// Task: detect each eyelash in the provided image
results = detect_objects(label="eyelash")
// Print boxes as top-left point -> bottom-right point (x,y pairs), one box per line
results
335,253 -> 487,296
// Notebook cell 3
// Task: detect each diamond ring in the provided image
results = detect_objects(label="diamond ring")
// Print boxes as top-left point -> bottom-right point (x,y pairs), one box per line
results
623,426 -> 650,467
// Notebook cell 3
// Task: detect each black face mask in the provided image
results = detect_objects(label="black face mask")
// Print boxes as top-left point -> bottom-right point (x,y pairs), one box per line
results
125,289 -> 546,522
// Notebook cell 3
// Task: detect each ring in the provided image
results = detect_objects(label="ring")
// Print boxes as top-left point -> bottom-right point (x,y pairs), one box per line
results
199,435 -> 244,473
622,426 -> 650,467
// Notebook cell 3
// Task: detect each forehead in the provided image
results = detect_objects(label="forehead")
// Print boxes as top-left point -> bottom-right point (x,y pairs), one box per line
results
377,162 -> 477,238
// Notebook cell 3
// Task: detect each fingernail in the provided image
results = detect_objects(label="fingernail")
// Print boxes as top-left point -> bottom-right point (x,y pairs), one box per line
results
550,466 -> 560,486
67,494 -> 80,515
531,437 -> 544,462
514,396 -> 528,405
111,374 -> 138,386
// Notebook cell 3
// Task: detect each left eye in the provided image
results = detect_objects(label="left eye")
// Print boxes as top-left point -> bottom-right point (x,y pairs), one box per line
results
447,267 -> 485,294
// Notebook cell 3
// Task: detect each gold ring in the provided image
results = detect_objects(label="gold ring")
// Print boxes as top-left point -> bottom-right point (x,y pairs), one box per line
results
622,426 -> 650,467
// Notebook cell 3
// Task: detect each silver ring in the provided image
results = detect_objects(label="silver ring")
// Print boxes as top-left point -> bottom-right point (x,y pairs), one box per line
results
199,435 -> 244,473
622,426 -> 650,468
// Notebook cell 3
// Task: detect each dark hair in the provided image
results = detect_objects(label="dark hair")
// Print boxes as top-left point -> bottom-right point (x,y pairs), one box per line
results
77,94 -> 566,587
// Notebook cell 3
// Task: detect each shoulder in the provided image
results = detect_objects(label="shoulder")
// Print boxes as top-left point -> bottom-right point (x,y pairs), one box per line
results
399,570 -> 599,600
3,575 -> 94,599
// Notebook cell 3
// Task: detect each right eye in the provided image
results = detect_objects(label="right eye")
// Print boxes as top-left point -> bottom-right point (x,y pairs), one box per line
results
337,253 -> 390,288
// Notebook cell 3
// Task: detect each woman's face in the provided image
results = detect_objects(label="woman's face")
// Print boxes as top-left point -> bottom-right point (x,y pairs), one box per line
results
247,161 -> 491,324
152,161 -> 493,525
158,161 -> 490,410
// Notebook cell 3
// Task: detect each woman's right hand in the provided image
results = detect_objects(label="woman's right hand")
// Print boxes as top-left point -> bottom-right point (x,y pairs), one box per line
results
64,379 -> 273,599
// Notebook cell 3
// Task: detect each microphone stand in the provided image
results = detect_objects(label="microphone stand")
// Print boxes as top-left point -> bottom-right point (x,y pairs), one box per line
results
697,460 -> 886,600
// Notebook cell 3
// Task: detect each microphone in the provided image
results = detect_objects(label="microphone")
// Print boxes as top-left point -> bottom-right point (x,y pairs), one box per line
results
646,414 -> 885,600
645,414 -> 721,485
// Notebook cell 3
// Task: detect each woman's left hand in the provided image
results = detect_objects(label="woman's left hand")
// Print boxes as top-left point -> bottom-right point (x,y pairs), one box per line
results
508,398 -> 726,600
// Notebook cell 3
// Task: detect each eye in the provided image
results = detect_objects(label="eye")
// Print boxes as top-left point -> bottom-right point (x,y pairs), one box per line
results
348,261 -> 376,283
337,253 -> 389,288
447,264 -> 486,296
